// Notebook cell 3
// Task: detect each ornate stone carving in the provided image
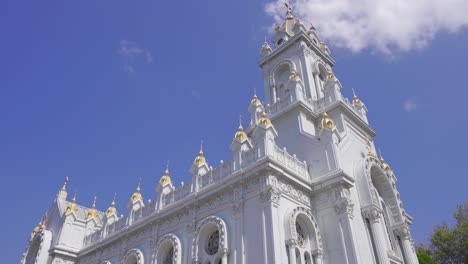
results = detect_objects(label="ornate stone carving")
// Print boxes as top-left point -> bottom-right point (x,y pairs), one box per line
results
258,187 -> 281,205
393,225 -> 411,239
191,216 -> 228,260
121,248 -> 144,264
232,200 -> 244,216
335,198 -> 354,218
361,206 -> 382,222
154,233 -> 181,264
289,206 -> 324,250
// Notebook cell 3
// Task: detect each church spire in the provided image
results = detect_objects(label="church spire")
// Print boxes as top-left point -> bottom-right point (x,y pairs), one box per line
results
106,193 -> 117,218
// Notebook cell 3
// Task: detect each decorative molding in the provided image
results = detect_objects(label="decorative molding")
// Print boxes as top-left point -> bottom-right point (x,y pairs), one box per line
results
154,233 -> 181,264
121,248 -> 144,264
361,205 -> 383,222
191,216 -> 228,261
289,206 -> 324,250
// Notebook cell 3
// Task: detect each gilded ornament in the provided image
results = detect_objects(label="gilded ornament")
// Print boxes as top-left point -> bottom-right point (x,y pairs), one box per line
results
60,176 -> 69,195
234,115 -> 248,141
352,88 -> 362,106
30,214 -> 47,239
194,141 -> 207,166
366,138 -> 377,158
106,194 -> 117,217
289,70 -> 300,81
259,111 -> 271,126
320,112 -> 335,129
65,194 -> 78,215
160,163 -> 173,186
251,89 -> 261,106
86,196 -> 98,220
327,70 -> 335,80
131,181 -> 143,202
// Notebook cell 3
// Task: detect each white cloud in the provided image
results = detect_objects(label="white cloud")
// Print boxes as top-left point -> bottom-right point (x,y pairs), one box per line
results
403,99 -> 417,112
117,40 -> 152,72
265,0 -> 468,55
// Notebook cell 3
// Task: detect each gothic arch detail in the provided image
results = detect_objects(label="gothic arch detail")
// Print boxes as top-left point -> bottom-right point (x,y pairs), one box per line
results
122,248 -> 144,264
154,233 -> 181,264
191,215 -> 228,263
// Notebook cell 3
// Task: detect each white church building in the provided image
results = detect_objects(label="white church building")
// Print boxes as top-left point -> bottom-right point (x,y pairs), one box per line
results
22,5 -> 419,264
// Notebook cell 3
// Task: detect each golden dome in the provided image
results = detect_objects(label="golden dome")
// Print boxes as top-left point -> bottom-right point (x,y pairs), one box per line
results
59,176 -> 69,196
86,196 -> 98,220
259,111 -> 271,126
194,149 -> 206,166
320,112 -> 335,129
65,194 -> 78,215
106,195 -> 117,217
160,167 -> 172,186
352,89 -> 362,106
251,94 -> 261,106
131,183 -> 143,202
234,124 -> 248,141
327,70 -> 335,80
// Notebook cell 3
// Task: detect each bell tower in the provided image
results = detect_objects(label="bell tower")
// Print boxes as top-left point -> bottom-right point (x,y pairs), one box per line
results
258,3 -> 375,179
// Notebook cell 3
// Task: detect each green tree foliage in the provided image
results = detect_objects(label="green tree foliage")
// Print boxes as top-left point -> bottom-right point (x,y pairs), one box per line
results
419,202 -> 468,264
416,244 -> 436,264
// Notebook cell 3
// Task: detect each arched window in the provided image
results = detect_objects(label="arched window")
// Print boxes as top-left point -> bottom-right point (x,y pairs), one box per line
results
123,248 -> 143,264
155,234 -> 181,264
192,216 -> 228,264
206,230 -> 220,255
287,208 -> 324,264
163,247 -> 173,264
125,255 -> 138,264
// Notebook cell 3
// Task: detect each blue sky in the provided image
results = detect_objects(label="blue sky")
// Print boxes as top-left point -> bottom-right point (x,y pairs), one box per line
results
1,0 -> 467,262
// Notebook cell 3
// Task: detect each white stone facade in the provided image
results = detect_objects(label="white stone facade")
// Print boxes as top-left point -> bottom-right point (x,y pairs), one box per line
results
21,6 -> 419,264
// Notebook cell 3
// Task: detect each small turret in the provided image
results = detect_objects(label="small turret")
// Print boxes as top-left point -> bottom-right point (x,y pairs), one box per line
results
65,193 -> 78,215
86,196 -> 98,220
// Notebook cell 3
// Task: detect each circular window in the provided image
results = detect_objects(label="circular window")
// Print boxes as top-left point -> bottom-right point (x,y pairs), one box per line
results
206,230 -> 220,255
163,247 -> 173,264
296,222 -> 306,247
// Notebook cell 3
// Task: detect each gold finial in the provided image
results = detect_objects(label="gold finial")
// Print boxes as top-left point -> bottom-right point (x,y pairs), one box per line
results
378,149 -> 392,173
86,196 -> 98,220
366,138 -> 377,158
234,115 -> 248,141
31,214 -> 47,239
259,111 -> 272,126
60,176 -> 69,195
106,193 -> 118,217
160,161 -> 173,186
289,70 -> 300,81
320,112 -> 335,129
194,140 -> 207,165
352,88 -> 363,106
327,70 -> 335,80
65,193 -> 78,215
131,179 -> 143,202
251,88 -> 261,106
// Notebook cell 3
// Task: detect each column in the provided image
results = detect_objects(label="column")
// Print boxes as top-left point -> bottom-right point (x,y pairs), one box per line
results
363,207 -> 390,264
313,249 -> 323,264
313,73 -> 322,99
287,239 -> 297,264
395,226 -> 418,264
335,198 -> 358,264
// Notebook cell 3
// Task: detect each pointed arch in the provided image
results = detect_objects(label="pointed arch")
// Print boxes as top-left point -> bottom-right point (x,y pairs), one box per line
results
154,233 -> 181,264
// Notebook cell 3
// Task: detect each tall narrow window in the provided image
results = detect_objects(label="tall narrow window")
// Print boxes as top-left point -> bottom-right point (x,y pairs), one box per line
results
206,230 -> 220,255
163,247 -> 174,264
